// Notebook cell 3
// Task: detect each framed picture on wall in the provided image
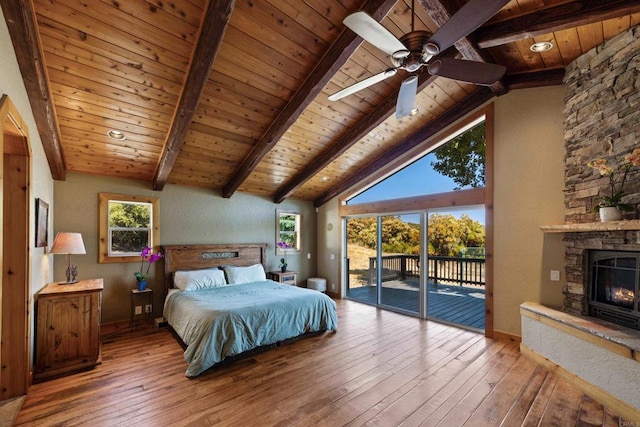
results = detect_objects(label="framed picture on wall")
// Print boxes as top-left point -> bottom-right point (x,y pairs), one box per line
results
35,198 -> 49,247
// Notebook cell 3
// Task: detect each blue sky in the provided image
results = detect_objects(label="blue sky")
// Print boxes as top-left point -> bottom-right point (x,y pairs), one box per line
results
348,152 -> 485,224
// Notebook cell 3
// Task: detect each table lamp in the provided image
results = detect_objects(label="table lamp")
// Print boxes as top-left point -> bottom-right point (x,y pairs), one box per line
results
50,232 -> 86,284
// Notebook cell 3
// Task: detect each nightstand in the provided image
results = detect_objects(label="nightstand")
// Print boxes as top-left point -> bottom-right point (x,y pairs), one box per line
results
267,271 -> 297,286
34,278 -> 103,381
130,288 -> 153,331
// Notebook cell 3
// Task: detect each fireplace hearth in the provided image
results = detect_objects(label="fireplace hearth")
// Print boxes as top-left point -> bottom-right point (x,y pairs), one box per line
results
588,250 -> 640,330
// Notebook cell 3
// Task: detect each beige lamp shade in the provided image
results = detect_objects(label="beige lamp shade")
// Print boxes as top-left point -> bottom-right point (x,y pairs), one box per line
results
50,232 -> 86,284
50,232 -> 86,255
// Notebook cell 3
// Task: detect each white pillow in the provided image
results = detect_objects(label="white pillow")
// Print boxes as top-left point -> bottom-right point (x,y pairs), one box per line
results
174,268 -> 227,291
223,263 -> 266,285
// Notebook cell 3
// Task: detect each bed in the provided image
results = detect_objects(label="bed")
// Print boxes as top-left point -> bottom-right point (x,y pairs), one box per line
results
161,244 -> 338,377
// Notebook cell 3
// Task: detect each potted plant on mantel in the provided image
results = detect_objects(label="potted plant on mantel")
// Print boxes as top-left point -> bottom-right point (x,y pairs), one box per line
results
588,148 -> 640,222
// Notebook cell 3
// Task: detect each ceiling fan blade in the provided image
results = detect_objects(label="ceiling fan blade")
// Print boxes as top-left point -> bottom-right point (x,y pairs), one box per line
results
343,12 -> 407,56
396,76 -> 418,119
328,68 -> 398,101
427,58 -> 506,86
427,0 -> 510,53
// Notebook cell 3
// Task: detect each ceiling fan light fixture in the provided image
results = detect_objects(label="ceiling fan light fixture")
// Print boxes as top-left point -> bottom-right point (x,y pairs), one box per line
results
392,49 -> 410,60
530,41 -> 553,52
423,42 -> 439,56
107,130 -> 126,140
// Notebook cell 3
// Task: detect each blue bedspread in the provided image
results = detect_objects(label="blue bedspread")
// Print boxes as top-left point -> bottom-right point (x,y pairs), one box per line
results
164,280 -> 338,377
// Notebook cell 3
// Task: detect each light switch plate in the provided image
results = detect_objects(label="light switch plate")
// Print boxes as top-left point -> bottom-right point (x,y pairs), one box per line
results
550,270 -> 560,281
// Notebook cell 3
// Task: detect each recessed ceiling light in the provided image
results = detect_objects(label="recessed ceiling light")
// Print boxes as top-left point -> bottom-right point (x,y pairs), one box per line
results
530,41 -> 553,53
107,130 -> 126,140
410,108 -> 419,116
320,176 -> 330,183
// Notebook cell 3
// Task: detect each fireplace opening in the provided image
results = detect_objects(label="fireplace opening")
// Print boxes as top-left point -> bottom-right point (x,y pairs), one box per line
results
587,250 -> 640,330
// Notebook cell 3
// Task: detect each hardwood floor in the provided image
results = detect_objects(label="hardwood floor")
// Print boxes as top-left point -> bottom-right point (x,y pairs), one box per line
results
16,300 -> 627,426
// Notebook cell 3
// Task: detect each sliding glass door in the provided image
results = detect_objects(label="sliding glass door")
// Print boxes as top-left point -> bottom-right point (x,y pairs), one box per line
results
345,216 -> 377,305
425,208 -> 486,330
379,214 -> 421,314
345,214 -> 421,315
345,207 -> 485,331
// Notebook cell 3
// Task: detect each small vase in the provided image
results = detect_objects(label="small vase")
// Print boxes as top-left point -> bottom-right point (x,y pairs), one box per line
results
280,264 -> 287,273
137,280 -> 147,291
599,206 -> 623,222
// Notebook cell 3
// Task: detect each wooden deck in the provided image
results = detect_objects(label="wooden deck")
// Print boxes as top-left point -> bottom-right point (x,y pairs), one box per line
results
347,282 -> 486,329
14,300 -> 627,426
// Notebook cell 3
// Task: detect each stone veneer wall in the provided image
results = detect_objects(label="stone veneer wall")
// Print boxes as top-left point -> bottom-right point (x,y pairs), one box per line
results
562,25 -> 640,314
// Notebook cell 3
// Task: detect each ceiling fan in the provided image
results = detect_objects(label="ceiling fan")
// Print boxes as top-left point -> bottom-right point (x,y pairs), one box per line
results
329,0 -> 509,118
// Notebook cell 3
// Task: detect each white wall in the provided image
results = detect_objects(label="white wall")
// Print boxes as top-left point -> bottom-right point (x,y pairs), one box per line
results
0,7 -> 55,313
54,173 -> 317,322
317,198 -> 341,294
318,86 -> 567,337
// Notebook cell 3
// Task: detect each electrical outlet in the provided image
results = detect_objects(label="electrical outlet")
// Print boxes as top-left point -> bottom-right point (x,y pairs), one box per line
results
331,283 -> 336,290
307,253 -> 311,259
550,270 -> 560,281
330,253 -> 335,260
135,306 -> 142,315
145,304 -> 152,313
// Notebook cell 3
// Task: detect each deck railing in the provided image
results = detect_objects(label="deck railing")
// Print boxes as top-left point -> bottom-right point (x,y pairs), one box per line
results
360,254 -> 485,287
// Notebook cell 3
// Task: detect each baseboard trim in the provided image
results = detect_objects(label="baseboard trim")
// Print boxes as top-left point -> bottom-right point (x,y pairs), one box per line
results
492,330 -> 521,343
520,344 -> 640,422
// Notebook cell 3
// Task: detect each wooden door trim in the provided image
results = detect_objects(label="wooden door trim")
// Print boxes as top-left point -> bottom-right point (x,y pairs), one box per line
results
0,94 -> 32,399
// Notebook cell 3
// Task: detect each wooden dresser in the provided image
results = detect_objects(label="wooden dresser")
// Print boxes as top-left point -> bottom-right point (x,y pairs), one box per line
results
34,278 -> 103,381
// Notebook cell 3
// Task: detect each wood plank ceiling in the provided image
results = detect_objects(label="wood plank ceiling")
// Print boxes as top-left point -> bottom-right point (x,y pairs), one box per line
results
2,0 -> 639,206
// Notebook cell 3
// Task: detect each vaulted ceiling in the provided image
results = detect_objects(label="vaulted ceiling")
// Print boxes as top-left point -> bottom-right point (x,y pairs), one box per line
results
2,0 -> 639,206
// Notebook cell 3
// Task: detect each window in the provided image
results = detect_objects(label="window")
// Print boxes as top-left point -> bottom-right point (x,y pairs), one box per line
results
276,209 -> 301,254
347,118 -> 486,204
99,193 -> 159,263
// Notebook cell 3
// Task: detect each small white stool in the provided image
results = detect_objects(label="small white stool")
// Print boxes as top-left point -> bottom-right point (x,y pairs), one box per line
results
307,277 -> 327,292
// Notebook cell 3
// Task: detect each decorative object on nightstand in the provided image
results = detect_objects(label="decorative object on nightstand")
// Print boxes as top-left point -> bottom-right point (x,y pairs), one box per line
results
34,278 -> 103,381
267,270 -> 297,286
276,240 -> 291,272
134,246 -> 163,291
49,232 -> 86,284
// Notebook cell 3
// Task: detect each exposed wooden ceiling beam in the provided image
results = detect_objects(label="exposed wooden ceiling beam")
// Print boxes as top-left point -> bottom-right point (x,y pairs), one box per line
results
417,0 -> 508,96
273,50 -> 460,204
1,0 -> 65,180
153,0 -> 235,191
476,0 -> 640,49
221,0 -> 398,199
504,68 -> 565,90
273,68 -> 438,204
313,87 -> 495,207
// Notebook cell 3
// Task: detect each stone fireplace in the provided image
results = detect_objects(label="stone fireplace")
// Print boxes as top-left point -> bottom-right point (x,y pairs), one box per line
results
520,26 -> 640,419
587,250 -> 640,330
562,24 -> 640,324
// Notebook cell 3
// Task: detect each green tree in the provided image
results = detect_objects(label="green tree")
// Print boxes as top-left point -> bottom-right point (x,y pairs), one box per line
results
431,122 -> 485,189
347,214 -> 485,257
109,202 -> 151,253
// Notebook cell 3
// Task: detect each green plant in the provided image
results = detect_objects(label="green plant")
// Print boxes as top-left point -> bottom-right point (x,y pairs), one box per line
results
277,240 -> 291,267
588,148 -> 640,212
134,246 -> 163,282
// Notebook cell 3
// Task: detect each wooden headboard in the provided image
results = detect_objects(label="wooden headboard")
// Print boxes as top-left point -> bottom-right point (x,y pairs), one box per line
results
161,244 -> 268,291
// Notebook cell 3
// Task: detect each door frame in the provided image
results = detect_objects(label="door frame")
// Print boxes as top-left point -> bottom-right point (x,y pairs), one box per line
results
0,94 -> 32,398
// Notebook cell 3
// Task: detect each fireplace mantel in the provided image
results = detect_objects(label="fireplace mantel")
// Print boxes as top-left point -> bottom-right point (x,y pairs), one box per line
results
540,219 -> 640,233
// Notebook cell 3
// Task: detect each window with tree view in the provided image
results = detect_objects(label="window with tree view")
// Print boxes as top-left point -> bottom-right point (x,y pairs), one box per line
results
276,210 -> 301,253
99,193 -> 159,263
108,200 -> 152,255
